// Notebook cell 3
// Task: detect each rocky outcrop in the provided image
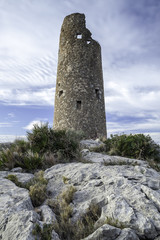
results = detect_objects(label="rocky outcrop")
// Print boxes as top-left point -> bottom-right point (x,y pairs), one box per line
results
0,143 -> 160,240
0,178 -> 37,240
44,161 -> 160,240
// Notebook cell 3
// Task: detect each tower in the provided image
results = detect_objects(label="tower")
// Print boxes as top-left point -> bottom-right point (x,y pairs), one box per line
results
53,13 -> 107,139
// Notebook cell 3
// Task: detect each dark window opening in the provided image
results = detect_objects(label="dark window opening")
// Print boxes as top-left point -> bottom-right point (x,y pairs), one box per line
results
95,89 -> 100,99
58,82 -> 60,86
77,34 -> 82,39
76,101 -> 81,109
59,90 -> 63,97
87,40 -> 91,44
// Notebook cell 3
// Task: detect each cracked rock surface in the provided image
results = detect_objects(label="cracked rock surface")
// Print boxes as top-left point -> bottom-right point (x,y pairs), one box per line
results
0,146 -> 160,239
45,160 -> 160,240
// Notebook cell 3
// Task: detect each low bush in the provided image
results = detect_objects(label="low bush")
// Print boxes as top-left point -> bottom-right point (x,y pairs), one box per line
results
29,183 -> 47,207
25,170 -> 48,190
0,123 -> 83,171
0,148 -> 15,169
5,174 -> 22,187
32,223 -> 53,240
90,144 -> 106,153
103,134 -> 160,162
0,139 -> 42,171
27,171 -> 48,207
60,186 -> 77,204
0,142 -> 12,151
27,123 -> 83,161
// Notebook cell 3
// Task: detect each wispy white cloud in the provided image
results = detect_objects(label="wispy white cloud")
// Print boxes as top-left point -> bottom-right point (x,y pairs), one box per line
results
23,119 -> 50,130
0,88 -> 55,106
23,120 -> 42,130
0,122 -> 12,127
0,0 -> 159,142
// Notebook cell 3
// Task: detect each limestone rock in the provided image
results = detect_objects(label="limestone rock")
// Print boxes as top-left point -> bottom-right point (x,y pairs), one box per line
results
82,224 -> 121,240
11,172 -> 34,184
80,139 -> 104,150
0,178 -> 39,240
11,167 -> 23,173
0,148 -> 160,240
116,228 -> 139,240
39,204 -> 57,224
51,230 -> 60,240
82,150 -> 148,166
44,161 -> 160,239
0,170 -> 34,184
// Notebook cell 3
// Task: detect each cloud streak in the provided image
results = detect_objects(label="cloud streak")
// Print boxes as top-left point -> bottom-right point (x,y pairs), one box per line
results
0,0 -> 159,143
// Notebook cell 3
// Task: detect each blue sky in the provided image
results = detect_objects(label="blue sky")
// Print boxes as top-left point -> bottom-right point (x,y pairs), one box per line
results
0,0 -> 160,143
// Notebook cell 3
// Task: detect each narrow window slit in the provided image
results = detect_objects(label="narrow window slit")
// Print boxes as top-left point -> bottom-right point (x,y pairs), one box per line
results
87,40 -> 91,44
59,90 -> 63,97
95,89 -> 100,99
76,101 -> 81,109
77,34 -> 82,39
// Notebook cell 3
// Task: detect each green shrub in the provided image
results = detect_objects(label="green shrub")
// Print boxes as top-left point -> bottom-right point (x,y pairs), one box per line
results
32,223 -> 53,240
27,171 -> 48,207
27,123 -> 83,161
5,174 -> 22,187
0,148 -> 15,169
25,170 -> 48,189
103,134 -> 160,161
0,139 -> 42,171
16,150 -> 43,171
0,123 -> 83,171
27,123 -> 50,154
60,186 -> 77,204
29,183 -> 47,207
90,144 -> 106,153
32,223 -> 42,236
41,224 -> 53,240
0,142 -> 12,151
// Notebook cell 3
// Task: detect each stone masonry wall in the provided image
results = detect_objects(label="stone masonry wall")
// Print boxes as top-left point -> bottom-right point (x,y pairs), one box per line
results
53,13 -> 107,139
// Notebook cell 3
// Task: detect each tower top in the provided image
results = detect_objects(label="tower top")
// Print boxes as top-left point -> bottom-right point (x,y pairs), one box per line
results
60,13 -> 92,46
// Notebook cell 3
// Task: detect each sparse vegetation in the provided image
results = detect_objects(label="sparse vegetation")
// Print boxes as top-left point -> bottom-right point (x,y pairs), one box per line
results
0,139 -> 42,171
103,159 -> 140,166
27,171 -> 48,207
5,170 -> 49,207
75,202 -> 101,238
147,159 -> 160,172
32,223 -> 53,240
103,134 -> 160,162
90,144 -> 106,153
60,185 -> 77,204
62,176 -> 70,184
27,123 -> 83,161
5,174 -> 22,187
47,187 -> 101,240
105,216 -> 127,229
0,123 -> 84,171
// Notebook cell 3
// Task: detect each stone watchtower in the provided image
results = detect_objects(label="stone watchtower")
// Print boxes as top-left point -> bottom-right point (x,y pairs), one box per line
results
53,13 -> 107,139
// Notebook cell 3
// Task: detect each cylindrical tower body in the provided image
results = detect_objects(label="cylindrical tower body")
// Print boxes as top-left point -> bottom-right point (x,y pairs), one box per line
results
53,13 -> 107,139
